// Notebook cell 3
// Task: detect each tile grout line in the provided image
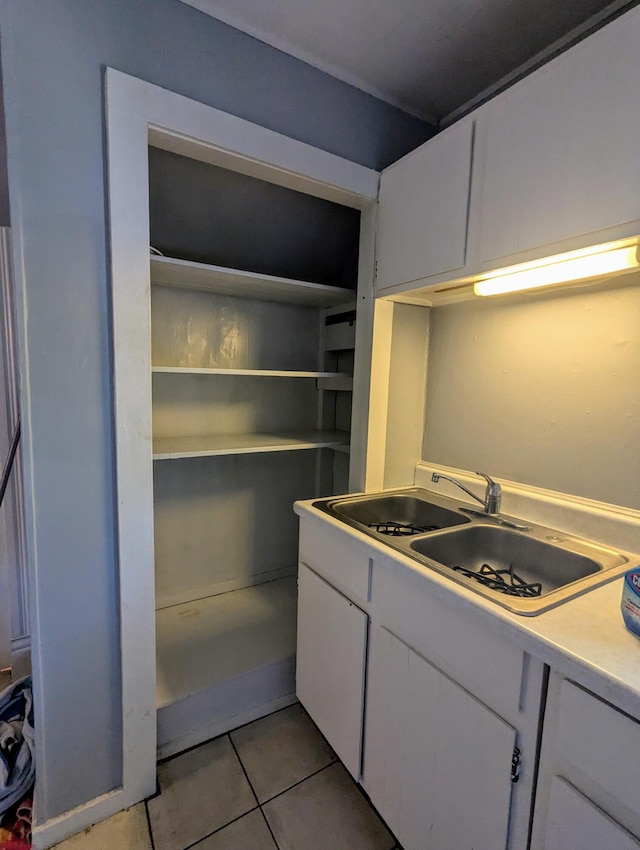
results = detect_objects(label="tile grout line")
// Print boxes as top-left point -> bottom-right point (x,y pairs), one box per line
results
255,755 -> 399,850
228,734 -> 260,808
227,734 -> 283,849
259,758 -> 338,807
179,804 -> 262,850
177,734 -> 261,850
144,800 -> 157,850
257,806 -> 281,850
150,706 -> 355,850
146,741 -> 393,850
156,702 -> 301,767
256,758 -> 398,850
148,734 -> 264,850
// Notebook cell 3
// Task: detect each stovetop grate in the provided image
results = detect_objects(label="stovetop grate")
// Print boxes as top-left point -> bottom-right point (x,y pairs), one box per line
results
452,562 -> 542,598
368,521 -> 438,537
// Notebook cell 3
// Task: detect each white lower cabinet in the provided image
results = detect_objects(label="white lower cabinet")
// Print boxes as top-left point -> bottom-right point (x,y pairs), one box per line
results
296,515 -> 640,850
542,778 -> 640,850
364,624 -> 516,850
531,673 -> 640,850
296,562 -> 368,778
295,517 -> 544,849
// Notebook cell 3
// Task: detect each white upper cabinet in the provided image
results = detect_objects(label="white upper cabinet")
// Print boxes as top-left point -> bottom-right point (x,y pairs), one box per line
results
473,6 -> 640,267
375,118 -> 474,291
373,6 -> 640,299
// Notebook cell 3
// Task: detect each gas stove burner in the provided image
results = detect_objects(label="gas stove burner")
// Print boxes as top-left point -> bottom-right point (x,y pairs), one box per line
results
368,521 -> 439,537
452,562 -> 542,598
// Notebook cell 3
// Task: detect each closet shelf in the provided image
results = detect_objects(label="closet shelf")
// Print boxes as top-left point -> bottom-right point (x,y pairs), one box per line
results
153,431 -> 350,460
152,366 -> 351,379
150,255 -> 354,307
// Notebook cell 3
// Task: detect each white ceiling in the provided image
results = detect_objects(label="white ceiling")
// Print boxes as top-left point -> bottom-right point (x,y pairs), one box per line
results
179,0 -> 633,124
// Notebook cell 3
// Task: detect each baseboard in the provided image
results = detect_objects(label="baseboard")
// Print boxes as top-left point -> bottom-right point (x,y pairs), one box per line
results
32,788 -> 131,850
10,643 -> 31,680
157,693 -> 298,761
157,656 -> 297,759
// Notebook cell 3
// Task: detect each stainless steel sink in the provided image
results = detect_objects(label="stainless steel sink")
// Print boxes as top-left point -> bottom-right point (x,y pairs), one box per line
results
313,488 -> 635,615
408,524 -> 626,614
328,491 -> 469,532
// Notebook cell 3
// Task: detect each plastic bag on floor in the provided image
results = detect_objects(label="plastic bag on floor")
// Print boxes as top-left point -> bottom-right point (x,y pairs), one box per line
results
0,677 -> 34,815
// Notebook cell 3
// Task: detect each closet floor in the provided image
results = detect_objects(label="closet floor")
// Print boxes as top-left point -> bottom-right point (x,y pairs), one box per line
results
156,577 -> 297,706
156,577 -> 298,756
52,703 -> 399,850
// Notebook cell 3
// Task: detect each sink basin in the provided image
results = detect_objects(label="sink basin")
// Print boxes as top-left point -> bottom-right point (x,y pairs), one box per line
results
411,525 -> 600,592
312,487 -> 635,615
409,523 -> 628,614
315,489 -> 469,535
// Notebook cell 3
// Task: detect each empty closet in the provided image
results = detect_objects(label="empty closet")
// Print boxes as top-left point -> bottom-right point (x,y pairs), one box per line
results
147,147 -> 362,755
106,70 -> 379,803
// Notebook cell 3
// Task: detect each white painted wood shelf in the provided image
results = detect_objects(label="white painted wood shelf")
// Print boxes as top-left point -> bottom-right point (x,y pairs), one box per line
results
153,430 -> 350,459
150,255 -> 354,306
152,365 -> 350,379
156,577 -> 297,756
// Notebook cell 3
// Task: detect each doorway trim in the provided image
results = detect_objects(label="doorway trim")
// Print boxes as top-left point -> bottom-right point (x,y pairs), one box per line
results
35,67 -> 380,849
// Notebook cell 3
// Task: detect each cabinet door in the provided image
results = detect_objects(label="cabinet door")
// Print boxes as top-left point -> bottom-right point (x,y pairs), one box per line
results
376,119 -> 473,290
532,674 -> 640,849
296,563 -> 368,778
364,626 -> 516,850
544,778 -> 640,850
476,7 -> 640,265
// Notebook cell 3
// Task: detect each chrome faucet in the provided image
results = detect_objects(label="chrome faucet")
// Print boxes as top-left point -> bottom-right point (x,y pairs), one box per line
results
431,471 -> 502,515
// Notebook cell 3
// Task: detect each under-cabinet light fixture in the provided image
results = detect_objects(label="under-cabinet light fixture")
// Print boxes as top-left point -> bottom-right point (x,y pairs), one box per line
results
473,241 -> 640,297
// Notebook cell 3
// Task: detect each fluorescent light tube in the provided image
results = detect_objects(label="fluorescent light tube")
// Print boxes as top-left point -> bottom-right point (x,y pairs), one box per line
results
474,243 -> 640,297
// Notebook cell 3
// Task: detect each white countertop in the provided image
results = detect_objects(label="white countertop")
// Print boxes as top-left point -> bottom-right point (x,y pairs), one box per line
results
295,494 -> 640,721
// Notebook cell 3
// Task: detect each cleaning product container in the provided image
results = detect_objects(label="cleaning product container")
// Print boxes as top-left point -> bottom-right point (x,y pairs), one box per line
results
621,568 -> 640,638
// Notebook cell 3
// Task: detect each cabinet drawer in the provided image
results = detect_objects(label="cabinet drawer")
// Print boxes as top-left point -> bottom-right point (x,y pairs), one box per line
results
299,517 -> 370,605
556,680 -> 640,819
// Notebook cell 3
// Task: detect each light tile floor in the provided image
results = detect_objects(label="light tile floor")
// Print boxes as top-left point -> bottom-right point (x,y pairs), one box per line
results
52,703 -> 400,850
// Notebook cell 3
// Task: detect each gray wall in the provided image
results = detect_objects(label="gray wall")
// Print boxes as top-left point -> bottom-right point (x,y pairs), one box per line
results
423,280 -> 640,510
0,0 -> 434,821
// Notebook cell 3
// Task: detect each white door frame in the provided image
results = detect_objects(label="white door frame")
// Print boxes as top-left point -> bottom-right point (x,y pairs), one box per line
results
33,68 -> 379,850
0,228 -> 28,671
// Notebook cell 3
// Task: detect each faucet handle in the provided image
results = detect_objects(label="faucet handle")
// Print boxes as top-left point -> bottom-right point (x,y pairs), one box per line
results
475,472 -> 501,513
